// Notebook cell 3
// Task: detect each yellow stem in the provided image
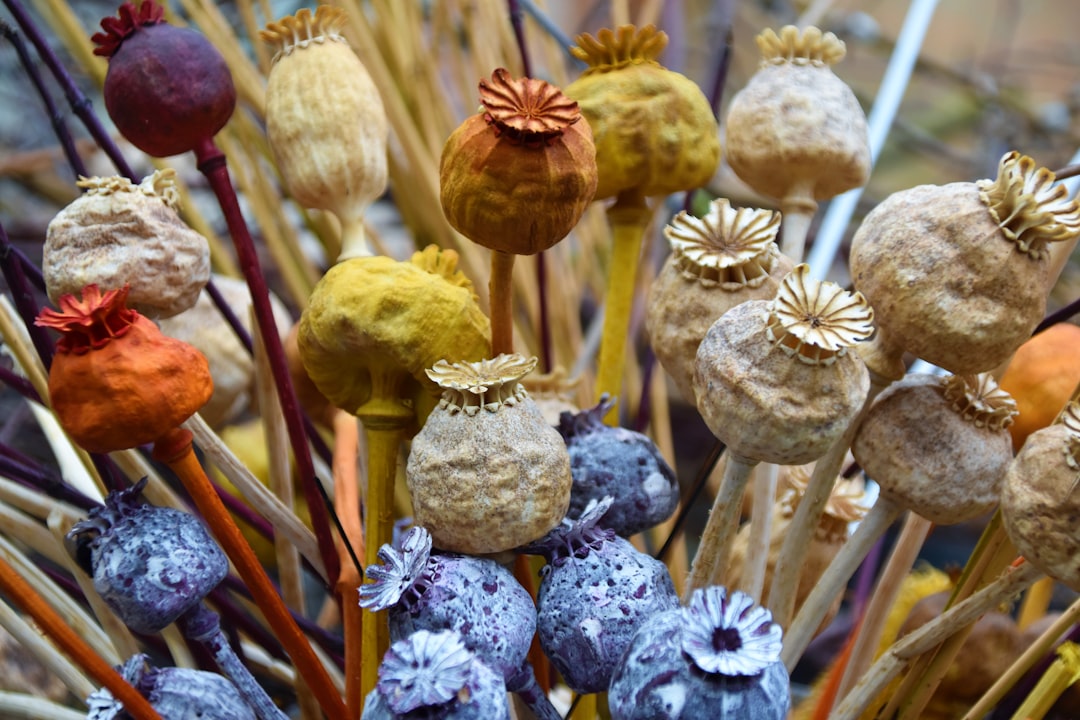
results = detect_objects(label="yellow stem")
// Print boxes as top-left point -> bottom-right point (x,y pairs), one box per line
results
1011,642 -> 1080,720
596,191 -> 651,424
490,250 -> 517,356
355,370 -> 413,708
1018,577 -> 1056,631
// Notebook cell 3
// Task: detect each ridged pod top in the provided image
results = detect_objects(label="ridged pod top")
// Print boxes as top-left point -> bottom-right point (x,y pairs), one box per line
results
977,151 -> 1080,260
756,25 -> 846,67
1063,401 -> 1080,469
260,6 -> 349,63
76,168 -> 180,209
36,284 -> 138,354
427,354 -> 536,416
570,24 -> 667,75
666,199 -> 782,289
940,373 -> 1018,431
480,68 -> 582,144
91,0 -> 165,57
765,264 -> 874,365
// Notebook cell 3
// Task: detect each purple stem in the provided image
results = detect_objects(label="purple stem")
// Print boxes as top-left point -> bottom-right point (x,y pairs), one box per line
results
849,532 -> 886,619
0,220 -> 55,370
0,364 -> 41,404
192,138 -> 339,591
507,662 -> 563,720
0,443 -> 98,510
1,0 -> 137,180
0,18 -> 86,179
633,348 -> 656,433
1035,293 -> 1080,334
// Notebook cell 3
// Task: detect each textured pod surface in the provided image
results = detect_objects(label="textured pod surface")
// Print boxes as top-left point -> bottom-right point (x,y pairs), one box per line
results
160,275 -> 291,428
535,535 -> 679,693
407,397 -> 571,554
558,398 -> 679,536
608,590 -> 789,720
440,69 -> 597,254
298,253 -> 490,414
693,299 -> 869,465
262,7 -> 387,241
853,374 -> 1015,524
565,25 -> 719,199
725,27 -> 868,201
44,173 -> 210,319
851,182 -> 1050,374
1002,423 -> 1080,591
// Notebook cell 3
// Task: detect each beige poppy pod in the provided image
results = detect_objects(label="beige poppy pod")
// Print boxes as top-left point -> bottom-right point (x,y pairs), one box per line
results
158,275 -> 292,428
728,466 -> 866,628
693,263 -> 874,465
853,373 -> 1017,525
520,367 -> 581,426
298,246 -> 491,416
43,169 -> 209,319
725,26 -> 869,257
851,151 -> 1080,376
407,354 -> 572,554
1001,401 -> 1080,591
261,6 -> 388,261
646,198 -> 793,402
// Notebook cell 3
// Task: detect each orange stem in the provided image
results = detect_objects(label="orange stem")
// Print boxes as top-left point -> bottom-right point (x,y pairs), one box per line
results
490,250 -> 516,356
514,554 -> 550,694
153,427 -> 348,720
332,411 -> 365,720
0,554 -> 163,720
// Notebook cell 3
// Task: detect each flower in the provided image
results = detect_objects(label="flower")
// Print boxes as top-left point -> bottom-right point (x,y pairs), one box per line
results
680,587 -> 782,677
377,630 -> 474,714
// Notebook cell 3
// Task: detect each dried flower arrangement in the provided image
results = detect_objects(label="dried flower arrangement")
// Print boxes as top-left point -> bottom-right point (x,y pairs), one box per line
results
0,2 -> 1078,720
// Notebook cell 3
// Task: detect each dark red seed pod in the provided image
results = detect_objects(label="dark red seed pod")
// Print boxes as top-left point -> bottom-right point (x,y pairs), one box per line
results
92,1 -> 236,157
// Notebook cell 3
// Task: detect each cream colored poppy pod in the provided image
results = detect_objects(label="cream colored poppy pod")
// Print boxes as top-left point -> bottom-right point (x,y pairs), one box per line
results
43,170 -> 209,319
261,7 -> 388,261
851,151 -> 1080,377
693,263 -> 874,466
407,354 -> 572,554
646,198 -> 793,402
1002,401 -> 1080,591
725,26 -> 869,258
854,373 -> 1017,524
159,275 -> 292,428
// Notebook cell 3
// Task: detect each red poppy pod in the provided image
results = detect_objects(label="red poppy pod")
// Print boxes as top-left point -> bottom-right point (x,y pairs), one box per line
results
440,68 -> 598,255
36,285 -> 213,454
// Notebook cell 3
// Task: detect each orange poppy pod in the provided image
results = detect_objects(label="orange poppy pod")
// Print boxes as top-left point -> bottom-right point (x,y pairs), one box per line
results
36,285 -> 213,454
440,68 -> 598,255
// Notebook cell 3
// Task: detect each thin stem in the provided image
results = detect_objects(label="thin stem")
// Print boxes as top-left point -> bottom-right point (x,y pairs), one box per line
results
782,499 -> 904,671
152,427 -> 348,720
596,191 -> 650,423
1008,642 -> 1080,720
178,604 -> 288,720
684,454 -> 756,601
0,220 -> 55,370
740,463 -> 779,603
768,372 -> 891,628
779,186 -> 817,263
655,439 -> 724,563
331,410 -> 365,720
193,138 -> 340,589
490,250 -> 517,356
0,554 -> 162,720
831,561 -> 1041,720
507,663 -> 564,720
1,0 -> 137,180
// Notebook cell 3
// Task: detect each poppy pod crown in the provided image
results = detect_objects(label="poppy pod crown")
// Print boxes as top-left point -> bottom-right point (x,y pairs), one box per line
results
36,284 -> 212,454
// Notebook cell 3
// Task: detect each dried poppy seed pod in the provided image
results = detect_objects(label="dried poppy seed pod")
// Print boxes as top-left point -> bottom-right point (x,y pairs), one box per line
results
646,199 -> 793,402
1002,402 -> 1080,591
693,264 -> 874,465
44,170 -> 210,319
159,275 -> 292,428
565,25 -> 720,200
853,373 -> 1017,524
851,151 -> 1080,376
440,69 -> 597,255
725,26 -> 869,255
406,354 -> 572,554
68,481 -> 228,634
298,246 -> 490,415
261,7 -> 388,261
35,285 -> 213,454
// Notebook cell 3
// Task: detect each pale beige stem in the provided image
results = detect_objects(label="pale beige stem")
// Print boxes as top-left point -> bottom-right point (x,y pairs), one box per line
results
0,692 -> 87,720
779,186 -> 817,263
685,453 -> 757,601
962,596 -> 1080,720
782,498 -> 904,670
739,463 -> 779,603
836,513 -> 934,702
337,216 -> 373,262
768,370 -> 891,628
832,561 -> 1042,720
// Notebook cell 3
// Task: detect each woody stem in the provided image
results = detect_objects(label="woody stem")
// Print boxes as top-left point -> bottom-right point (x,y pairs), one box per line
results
490,250 -> 517,356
